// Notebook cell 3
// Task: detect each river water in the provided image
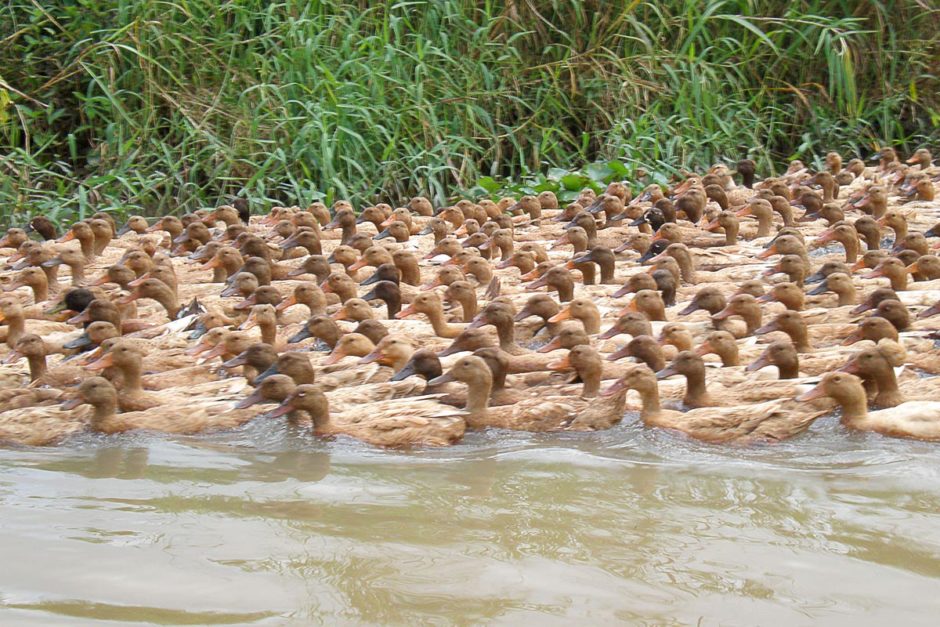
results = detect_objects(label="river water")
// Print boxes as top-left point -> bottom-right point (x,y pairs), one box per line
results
1,412 -> 938,625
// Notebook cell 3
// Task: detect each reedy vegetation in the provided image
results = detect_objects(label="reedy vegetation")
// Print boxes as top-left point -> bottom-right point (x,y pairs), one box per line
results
1,0 -> 938,221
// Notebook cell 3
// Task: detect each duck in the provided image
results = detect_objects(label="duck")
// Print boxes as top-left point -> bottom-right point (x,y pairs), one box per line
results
431,354 -> 628,431
603,365 -> 830,443
69,377 -> 256,435
548,298 -> 602,334
4,333 -> 85,387
694,330 -> 740,367
798,372 -> 940,440
266,384 -> 466,447
806,272 -> 856,306
0,394 -> 88,446
607,334 -> 666,372
396,290 -> 464,338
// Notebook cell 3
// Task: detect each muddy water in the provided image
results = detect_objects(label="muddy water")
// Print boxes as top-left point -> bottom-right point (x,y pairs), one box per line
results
1,414 -> 939,625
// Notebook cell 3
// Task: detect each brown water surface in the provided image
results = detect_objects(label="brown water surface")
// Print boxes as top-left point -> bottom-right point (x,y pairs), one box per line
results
1,414 -> 939,624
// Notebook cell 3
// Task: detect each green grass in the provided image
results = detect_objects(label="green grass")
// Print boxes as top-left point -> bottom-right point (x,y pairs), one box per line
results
1,0 -> 938,224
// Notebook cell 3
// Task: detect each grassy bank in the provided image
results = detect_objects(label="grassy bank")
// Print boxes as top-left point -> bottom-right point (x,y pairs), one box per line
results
1,0 -> 938,222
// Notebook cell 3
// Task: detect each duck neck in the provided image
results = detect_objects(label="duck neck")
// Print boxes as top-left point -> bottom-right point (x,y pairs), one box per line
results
41,265 -> 59,292
683,370 -> 709,407
154,291 -> 180,318
465,375 -> 493,418
555,280 -> 574,302
575,262 -> 595,286
889,271 -> 907,292
717,344 -> 739,367
426,306 -> 455,337
31,281 -> 49,303
599,258 -> 615,283
498,241 -> 513,261
27,353 -> 48,381
776,354 -> 800,379
840,236 -> 858,264
68,263 -> 85,285
836,393 -> 869,424
457,295 -> 477,322
579,363 -> 601,398
4,315 -> 24,347
834,285 -> 856,306
637,383 -> 662,420
492,316 -> 517,351
79,237 -> 95,260
212,267 -> 227,283
872,366 -> 903,408
91,397 -> 119,425
260,321 -> 277,346
579,311 -> 601,335
755,212 -> 771,237
316,325 -> 341,348
121,359 -> 144,394
398,262 -> 420,286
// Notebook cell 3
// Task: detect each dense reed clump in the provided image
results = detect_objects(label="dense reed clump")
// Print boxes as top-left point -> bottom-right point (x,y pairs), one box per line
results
1,0 -> 938,221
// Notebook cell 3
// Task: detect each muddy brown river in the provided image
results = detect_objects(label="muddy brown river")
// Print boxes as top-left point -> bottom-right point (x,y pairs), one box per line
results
1,413 -> 938,624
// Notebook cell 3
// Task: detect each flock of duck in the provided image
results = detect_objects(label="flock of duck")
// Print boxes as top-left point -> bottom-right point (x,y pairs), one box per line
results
1,146 -> 939,448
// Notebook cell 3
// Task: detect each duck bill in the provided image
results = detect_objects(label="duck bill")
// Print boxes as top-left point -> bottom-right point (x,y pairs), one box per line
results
804,271 -> 826,284
322,349 -> 346,366
185,340 -> 213,357
862,267 -> 884,280
537,336 -> 563,354
677,302 -> 700,316
655,365 -> 678,380
394,304 -> 417,320
66,309 -> 92,325
116,291 -> 140,306
466,315 -> 488,330
40,258 -> 63,269
287,267 -> 306,278
222,353 -> 250,369
546,354 -> 572,372
745,352 -> 772,373
275,295 -> 297,313
86,352 -> 115,371
87,274 -> 111,287
358,349 -> 386,365
916,301 -> 940,319
806,282 -> 829,296
374,228 -> 391,241
611,284 -> 634,298
200,343 -> 228,361
756,292 -> 776,303
837,359 -> 861,375
234,388 -> 267,409
693,342 -> 712,357
237,315 -> 258,331
854,194 -> 872,209
637,248 -> 658,264
753,322 -> 777,336
331,306 -> 351,321
814,230 -> 835,246
127,275 -> 149,288
598,326 -> 620,340
347,258 -> 368,272
233,296 -> 257,310
56,231 -> 76,243
419,279 -> 441,292
606,344 -> 631,361
253,364 -> 279,384
733,207 -> 753,218
389,361 -> 419,382
495,258 -> 514,270
287,327 -> 312,344
62,333 -> 93,351
599,378 -> 628,398
548,308 -> 572,323
60,396 -> 85,410
551,234 -> 570,249
619,299 -> 640,316
359,271 -> 381,287
513,308 -> 533,322
797,383 -> 828,402
200,258 -> 222,271
756,245 -> 777,260
711,305 -> 736,320
525,276 -> 549,291
428,371 -> 455,386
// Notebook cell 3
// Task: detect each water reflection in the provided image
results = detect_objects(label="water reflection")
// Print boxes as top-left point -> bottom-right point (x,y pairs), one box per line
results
1,418 -> 939,623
